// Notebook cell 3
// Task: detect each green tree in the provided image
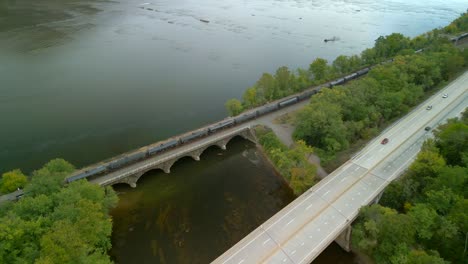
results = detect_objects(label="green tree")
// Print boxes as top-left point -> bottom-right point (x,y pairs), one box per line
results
0,159 -> 117,263
293,100 -> 348,153
256,73 -> 277,101
407,250 -> 448,264
25,159 -> 75,197
0,169 -> 28,193
274,66 -> 293,96
434,121 -> 468,166
225,98 -> 243,116
408,204 -> 438,241
242,86 -> 258,108
309,58 -> 329,81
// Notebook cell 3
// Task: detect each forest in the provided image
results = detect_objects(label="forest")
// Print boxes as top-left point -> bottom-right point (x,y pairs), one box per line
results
0,159 -> 118,263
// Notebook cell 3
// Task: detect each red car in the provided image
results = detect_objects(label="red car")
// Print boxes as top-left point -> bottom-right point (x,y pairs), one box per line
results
381,138 -> 389,145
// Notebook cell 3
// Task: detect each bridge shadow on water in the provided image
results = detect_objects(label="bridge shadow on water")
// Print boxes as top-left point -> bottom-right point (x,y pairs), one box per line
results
133,135 -> 252,186
109,135 -> 355,263
109,136 -> 297,263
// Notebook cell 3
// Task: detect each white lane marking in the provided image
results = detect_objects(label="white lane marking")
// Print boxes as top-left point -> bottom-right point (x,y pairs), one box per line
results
301,242 -> 305,246
238,260 -> 245,264
262,238 -> 271,245
323,190 -> 331,196
291,250 -> 297,255
379,148 -> 385,152
317,228 -> 321,232
305,204 -> 313,211
340,177 -> 347,183
286,219 -> 295,227
308,235 -> 313,239
324,222 -> 328,225
354,167 -> 359,172
283,258 -> 287,262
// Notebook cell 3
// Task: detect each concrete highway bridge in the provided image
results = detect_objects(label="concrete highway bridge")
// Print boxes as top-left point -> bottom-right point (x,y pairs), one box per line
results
212,72 -> 468,263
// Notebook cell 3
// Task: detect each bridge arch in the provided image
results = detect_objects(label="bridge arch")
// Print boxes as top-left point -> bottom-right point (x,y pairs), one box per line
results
103,127 -> 257,188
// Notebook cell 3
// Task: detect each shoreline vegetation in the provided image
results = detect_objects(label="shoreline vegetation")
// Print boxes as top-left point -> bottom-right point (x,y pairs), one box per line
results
235,11 -> 468,194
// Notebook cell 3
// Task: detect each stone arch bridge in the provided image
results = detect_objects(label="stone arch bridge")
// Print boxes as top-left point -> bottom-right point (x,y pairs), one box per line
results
89,126 -> 256,188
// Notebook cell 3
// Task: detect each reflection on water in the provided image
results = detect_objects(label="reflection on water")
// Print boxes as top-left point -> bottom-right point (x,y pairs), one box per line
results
110,138 -> 297,263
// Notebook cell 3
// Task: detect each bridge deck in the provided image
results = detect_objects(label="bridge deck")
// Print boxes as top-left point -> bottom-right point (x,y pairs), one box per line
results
212,72 -> 468,264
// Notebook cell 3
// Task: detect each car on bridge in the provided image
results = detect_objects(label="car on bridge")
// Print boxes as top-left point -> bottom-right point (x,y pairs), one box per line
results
381,138 -> 389,145
426,105 -> 433,110
442,93 -> 448,98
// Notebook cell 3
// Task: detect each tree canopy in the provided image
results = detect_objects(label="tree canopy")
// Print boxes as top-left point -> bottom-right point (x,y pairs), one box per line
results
0,169 -> 27,193
0,159 -> 118,263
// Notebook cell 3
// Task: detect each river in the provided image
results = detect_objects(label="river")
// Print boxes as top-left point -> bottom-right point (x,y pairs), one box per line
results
1,0 -> 466,262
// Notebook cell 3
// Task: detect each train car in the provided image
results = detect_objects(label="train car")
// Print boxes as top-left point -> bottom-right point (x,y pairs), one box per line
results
257,103 -> 279,115
383,58 -> 394,64
278,97 -> 298,108
180,130 -> 208,144
148,139 -> 179,155
66,165 -> 107,183
458,32 -> 468,40
160,139 -> 179,150
126,151 -> 147,164
414,48 -> 423,53
148,144 -> 166,155
356,67 -> 370,76
234,111 -> 257,124
298,89 -> 315,100
209,119 -> 235,133
344,72 -> 358,81
109,150 -> 146,170
330,78 -> 345,87
329,80 -> 339,87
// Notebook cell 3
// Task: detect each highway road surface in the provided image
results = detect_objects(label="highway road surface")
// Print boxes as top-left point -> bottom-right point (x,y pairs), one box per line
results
212,71 -> 468,264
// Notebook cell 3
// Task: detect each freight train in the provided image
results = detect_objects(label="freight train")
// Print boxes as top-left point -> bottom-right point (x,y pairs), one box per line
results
67,37 -> 453,184
450,32 -> 468,43
65,66 -> 369,183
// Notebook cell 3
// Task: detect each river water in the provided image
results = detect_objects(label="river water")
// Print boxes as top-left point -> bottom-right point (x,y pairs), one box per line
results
1,0 -> 466,263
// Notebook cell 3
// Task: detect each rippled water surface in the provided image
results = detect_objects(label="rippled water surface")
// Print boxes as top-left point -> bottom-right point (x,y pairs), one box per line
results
1,0 -> 466,172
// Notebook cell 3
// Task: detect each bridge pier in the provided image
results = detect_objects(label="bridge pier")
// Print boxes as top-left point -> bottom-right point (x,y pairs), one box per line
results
335,224 -> 352,252
118,171 -> 143,188
159,160 -> 174,173
372,191 -> 384,204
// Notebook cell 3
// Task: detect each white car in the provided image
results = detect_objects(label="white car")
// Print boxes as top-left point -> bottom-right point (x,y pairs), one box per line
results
442,93 -> 448,98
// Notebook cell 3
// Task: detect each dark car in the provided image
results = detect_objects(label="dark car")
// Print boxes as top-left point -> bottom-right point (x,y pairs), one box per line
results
381,138 -> 389,145
426,105 -> 432,110
425,126 -> 431,131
